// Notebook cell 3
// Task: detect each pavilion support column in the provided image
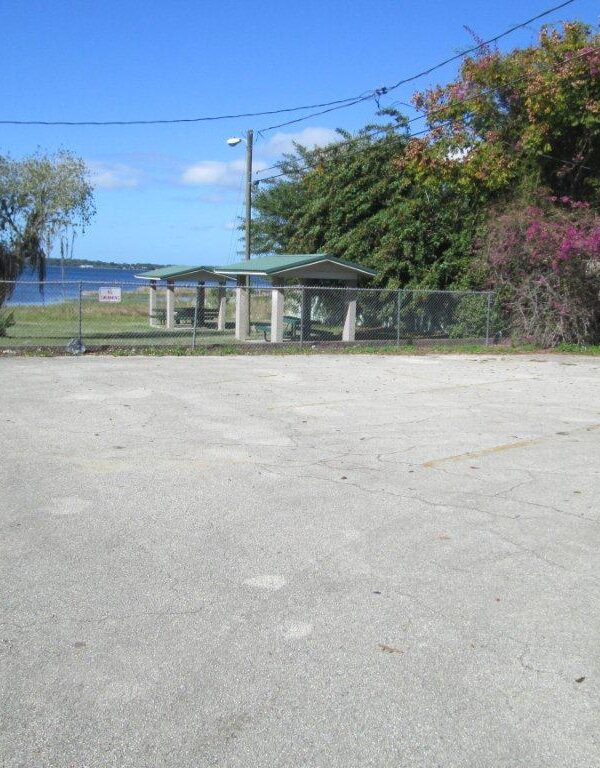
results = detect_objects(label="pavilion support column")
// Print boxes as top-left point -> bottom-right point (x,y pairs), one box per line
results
148,282 -> 157,326
197,281 -> 205,327
342,279 -> 358,342
166,279 -> 175,330
217,282 -> 227,331
235,277 -> 249,341
270,279 -> 285,343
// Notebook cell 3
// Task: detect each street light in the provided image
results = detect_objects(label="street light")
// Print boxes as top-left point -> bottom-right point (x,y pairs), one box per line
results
226,129 -> 253,263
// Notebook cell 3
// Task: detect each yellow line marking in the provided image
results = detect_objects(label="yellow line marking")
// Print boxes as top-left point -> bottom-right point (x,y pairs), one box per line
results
423,423 -> 600,468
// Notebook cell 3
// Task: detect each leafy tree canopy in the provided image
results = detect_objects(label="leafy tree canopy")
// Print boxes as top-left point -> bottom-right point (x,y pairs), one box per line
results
251,22 -> 600,291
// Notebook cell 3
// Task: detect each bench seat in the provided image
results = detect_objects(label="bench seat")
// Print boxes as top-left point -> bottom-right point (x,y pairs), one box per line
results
253,315 -> 300,341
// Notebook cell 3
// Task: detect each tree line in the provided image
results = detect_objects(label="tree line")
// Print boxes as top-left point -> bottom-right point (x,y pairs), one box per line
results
251,22 -> 600,344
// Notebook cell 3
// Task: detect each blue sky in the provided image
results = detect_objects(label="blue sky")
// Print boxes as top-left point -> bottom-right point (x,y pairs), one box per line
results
1,0 -> 597,266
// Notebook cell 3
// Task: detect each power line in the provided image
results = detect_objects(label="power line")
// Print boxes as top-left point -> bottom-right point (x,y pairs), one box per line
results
255,128 -> 592,185
260,7 -> 592,142
256,96 -> 373,133
255,124 -> 425,183
386,0 -> 577,92
254,47 -> 596,184
403,42 -> 596,130
253,42 -> 596,182
253,125 -> 398,177
0,0 -> 577,127
0,96 -> 363,127
256,0 -> 578,133
253,122 -> 403,177
255,121 -> 592,184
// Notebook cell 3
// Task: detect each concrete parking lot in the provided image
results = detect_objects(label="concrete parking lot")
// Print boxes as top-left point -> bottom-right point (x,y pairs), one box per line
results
1,353 -> 599,767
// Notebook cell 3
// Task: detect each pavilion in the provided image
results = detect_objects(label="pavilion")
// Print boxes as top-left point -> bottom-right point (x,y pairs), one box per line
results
214,254 -> 376,343
135,265 -> 232,330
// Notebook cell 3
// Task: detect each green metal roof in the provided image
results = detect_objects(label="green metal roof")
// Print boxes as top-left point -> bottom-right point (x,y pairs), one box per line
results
135,265 -> 220,280
214,254 -> 376,277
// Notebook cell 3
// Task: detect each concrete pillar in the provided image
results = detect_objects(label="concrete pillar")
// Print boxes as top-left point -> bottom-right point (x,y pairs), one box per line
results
148,282 -> 157,326
217,282 -> 227,332
235,277 -> 249,341
270,280 -> 285,343
197,281 -> 205,327
166,280 -> 175,330
342,280 -> 358,342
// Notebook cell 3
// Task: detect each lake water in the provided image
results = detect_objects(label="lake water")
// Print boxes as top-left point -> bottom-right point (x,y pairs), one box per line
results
5,265 -> 143,305
4,264 -> 268,305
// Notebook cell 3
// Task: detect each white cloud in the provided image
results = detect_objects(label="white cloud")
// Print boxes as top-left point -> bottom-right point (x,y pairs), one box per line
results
182,159 -> 244,187
181,159 -> 269,188
180,127 -> 338,190
265,127 -> 339,156
88,161 -> 143,189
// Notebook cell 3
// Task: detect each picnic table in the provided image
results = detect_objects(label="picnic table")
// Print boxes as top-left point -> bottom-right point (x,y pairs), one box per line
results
152,307 -> 219,327
253,315 -> 301,341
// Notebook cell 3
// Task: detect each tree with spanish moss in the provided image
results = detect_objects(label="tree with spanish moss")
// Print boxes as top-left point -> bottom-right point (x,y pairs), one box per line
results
0,151 -> 95,308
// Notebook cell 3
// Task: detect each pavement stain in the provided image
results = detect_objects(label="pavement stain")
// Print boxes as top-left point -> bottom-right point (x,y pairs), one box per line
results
423,422 -> 600,468
378,644 -> 403,655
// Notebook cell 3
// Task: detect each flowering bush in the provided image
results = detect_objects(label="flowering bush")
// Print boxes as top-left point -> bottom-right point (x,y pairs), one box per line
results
480,197 -> 600,345
412,23 -> 600,202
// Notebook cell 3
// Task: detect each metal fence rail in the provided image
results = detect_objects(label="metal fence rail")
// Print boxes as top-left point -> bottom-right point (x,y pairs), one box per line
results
0,280 -> 496,350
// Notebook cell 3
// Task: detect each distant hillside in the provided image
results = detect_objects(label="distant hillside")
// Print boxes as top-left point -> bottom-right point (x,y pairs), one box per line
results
47,258 -> 166,271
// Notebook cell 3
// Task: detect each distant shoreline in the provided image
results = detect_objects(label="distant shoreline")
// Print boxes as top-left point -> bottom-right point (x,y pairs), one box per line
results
47,259 -> 166,271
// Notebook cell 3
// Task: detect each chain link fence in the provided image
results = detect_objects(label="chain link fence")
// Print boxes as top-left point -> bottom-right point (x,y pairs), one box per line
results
0,280 -> 496,351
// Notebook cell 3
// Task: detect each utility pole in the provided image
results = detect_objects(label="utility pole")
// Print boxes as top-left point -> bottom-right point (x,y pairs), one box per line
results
227,129 -> 254,294
244,129 -> 253,265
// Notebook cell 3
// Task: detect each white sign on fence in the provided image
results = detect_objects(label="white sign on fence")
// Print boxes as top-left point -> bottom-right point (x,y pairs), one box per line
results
98,287 -> 122,303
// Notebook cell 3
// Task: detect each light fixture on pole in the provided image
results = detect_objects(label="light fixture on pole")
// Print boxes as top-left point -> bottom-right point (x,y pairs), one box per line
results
226,130 -> 253,263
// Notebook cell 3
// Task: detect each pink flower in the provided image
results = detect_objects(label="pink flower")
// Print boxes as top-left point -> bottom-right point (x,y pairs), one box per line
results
526,220 -> 543,241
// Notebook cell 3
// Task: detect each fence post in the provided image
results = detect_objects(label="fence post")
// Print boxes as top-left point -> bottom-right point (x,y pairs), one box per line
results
396,289 -> 403,346
78,281 -> 83,350
300,287 -> 305,347
191,284 -> 200,351
485,291 -> 492,346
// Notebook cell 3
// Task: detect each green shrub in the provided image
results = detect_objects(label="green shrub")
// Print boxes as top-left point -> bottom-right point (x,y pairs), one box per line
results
448,295 -> 491,339
0,310 -> 15,337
